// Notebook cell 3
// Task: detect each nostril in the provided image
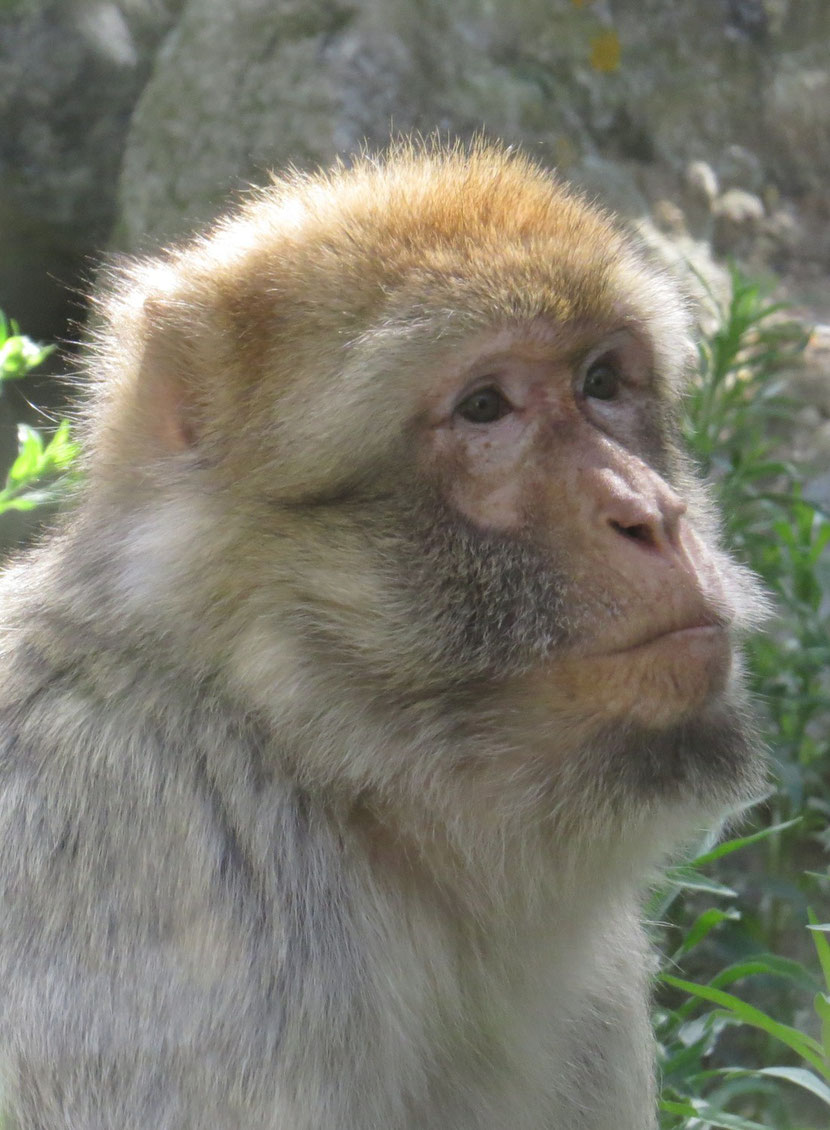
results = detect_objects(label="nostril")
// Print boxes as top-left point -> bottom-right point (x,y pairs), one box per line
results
609,519 -> 657,548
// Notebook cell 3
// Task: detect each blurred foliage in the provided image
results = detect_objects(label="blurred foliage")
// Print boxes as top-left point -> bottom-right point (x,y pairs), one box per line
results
658,270 -> 830,1129
0,311 -> 78,515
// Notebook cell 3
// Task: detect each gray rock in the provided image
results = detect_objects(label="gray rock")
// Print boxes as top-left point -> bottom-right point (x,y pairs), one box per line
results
110,0 -> 830,262
717,145 -> 764,194
0,0 -> 180,330
116,0 -> 600,247
3,0 -> 830,344
790,325 -> 830,417
767,62 -> 830,192
566,156 -> 650,220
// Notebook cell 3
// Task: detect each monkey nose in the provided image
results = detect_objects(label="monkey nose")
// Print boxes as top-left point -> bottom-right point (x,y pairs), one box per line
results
599,475 -> 687,554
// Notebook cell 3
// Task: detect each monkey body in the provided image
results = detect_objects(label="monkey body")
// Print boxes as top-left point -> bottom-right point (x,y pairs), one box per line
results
0,552 -> 655,1129
0,144 -> 765,1128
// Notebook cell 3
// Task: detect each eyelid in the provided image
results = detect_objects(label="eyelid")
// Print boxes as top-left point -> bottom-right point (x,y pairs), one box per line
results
452,379 -> 510,412
582,347 -> 620,374
455,384 -> 513,424
579,333 -> 653,391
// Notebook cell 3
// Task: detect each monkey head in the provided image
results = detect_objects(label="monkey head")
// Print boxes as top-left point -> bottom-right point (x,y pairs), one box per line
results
82,143 -> 767,865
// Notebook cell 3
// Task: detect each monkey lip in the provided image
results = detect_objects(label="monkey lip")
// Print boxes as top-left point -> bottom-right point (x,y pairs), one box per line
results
571,615 -> 731,662
609,621 -> 731,658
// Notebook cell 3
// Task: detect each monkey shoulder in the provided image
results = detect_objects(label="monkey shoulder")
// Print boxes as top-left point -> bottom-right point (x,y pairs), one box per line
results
0,614 -> 300,998
0,628 -> 325,1123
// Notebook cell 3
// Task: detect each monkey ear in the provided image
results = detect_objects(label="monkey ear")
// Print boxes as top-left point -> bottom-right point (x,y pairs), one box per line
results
135,299 -> 200,454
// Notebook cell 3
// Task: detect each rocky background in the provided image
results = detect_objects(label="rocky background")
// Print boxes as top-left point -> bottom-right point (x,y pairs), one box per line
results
1,0 -> 828,497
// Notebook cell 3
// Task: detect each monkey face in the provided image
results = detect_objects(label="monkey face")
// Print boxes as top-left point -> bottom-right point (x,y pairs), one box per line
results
409,320 -> 759,734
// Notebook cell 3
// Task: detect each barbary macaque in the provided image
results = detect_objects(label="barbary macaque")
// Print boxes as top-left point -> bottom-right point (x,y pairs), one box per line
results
0,142 -> 766,1129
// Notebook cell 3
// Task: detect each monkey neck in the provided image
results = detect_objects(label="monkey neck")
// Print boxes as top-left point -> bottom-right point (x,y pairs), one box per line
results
23,509 -> 708,923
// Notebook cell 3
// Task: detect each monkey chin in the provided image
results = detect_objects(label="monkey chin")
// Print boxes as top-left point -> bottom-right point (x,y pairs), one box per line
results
542,624 -> 734,733
606,624 -> 733,731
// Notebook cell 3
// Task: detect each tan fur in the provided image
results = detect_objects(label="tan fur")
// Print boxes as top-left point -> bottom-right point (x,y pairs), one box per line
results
0,140 -> 765,1129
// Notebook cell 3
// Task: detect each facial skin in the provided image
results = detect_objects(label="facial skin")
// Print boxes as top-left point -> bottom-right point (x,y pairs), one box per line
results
422,325 -> 734,713
0,142 -> 767,1130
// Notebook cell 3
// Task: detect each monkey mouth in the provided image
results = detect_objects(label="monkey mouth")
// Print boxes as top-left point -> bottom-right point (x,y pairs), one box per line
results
574,613 -> 733,661
549,617 -> 737,729
614,620 -> 731,656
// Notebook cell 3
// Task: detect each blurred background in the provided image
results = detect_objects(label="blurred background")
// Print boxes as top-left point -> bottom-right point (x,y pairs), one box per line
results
2,0 -> 830,531
0,2 -> 829,1128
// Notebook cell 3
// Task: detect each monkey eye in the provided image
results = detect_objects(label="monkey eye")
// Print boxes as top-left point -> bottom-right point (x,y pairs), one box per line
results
456,386 -> 512,424
583,360 -> 621,401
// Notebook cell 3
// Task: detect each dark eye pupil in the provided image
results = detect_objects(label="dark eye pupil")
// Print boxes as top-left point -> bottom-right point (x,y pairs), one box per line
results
457,387 -> 508,423
584,362 -> 619,401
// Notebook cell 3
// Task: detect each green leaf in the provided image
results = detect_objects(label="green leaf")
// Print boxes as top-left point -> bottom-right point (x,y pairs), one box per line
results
660,1095 -> 775,1129
0,492 -> 51,512
813,993 -> 830,1072
6,425 -> 45,486
808,909 -> 830,991
0,418 -> 79,516
41,419 -> 80,471
707,955 -> 820,996
691,819 -> 801,867
751,1065 -> 830,1108
0,334 -> 53,380
661,974 -> 825,1072
660,867 -> 737,898
675,908 -> 741,957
